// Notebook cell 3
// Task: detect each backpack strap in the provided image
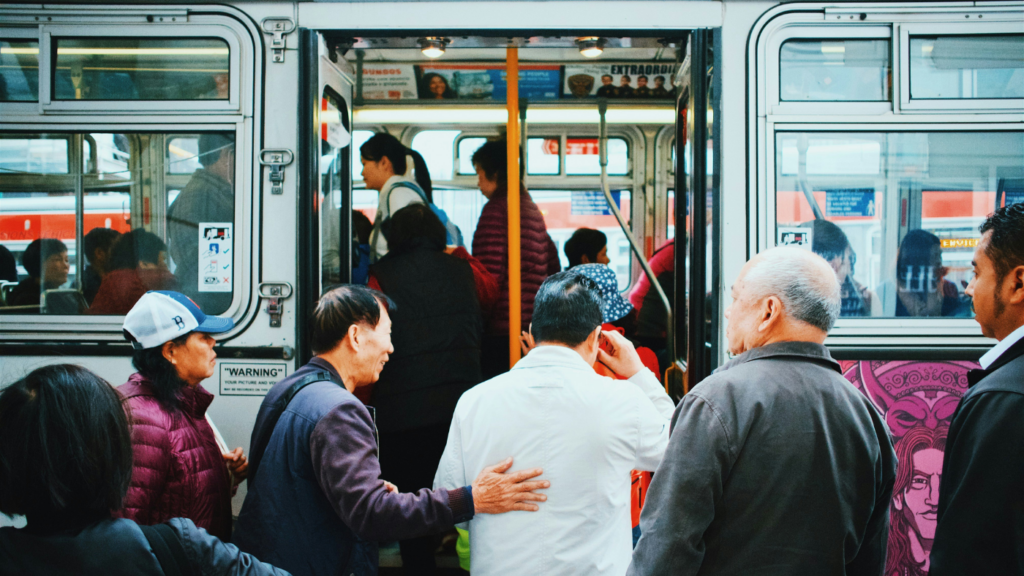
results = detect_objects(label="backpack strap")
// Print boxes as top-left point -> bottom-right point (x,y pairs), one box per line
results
141,523 -> 189,576
389,180 -> 429,204
247,370 -> 338,483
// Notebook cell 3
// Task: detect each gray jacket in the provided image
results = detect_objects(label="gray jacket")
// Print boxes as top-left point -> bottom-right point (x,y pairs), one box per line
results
0,517 -> 288,576
628,342 -> 896,576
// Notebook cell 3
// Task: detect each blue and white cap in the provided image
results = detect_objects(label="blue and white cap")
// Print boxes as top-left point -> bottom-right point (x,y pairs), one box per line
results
573,264 -> 633,323
123,291 -> 234,349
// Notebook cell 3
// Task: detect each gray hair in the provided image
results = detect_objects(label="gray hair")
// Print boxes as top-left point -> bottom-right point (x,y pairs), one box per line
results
743,247 -> 841,332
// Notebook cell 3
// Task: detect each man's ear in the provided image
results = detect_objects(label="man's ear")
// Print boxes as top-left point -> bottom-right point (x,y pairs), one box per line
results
1007,265 -> 1024,305
758,296 -> 783,332
588,326 -> 602,348
346,323 -> 361,352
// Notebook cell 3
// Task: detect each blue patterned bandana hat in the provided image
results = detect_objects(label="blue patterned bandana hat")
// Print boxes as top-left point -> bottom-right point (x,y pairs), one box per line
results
572,263 -> 633,323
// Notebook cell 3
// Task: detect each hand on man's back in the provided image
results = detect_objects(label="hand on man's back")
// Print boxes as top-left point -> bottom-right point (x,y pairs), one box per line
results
472,457 -> 550,514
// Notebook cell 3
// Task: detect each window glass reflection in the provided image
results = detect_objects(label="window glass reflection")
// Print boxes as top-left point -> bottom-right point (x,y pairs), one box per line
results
780,39 -> 891,102
910,35 -> 1024,100
1,40 -> 39,102
776,131 -> 1024,318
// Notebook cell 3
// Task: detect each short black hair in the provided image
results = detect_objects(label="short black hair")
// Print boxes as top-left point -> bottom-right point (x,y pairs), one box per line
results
980,202 -> 1024,280
21,238 -> 67,279
310,285 -> 396,355
530,271 -> 604,347
805,219 -> 851,263
386,203 -> 446,255
0,364 -> 133,523
108,229 -> 167,271
360,132 -> 408,175
198,133 -> 234,168
564,228 -> 607,268
84,227 -> 121,264
638,75 -> 648,81
471,139 -> 524,184
352,210 -> 373,245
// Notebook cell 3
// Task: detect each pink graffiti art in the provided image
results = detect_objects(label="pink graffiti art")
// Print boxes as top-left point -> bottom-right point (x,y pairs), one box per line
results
839,360 -> 974,576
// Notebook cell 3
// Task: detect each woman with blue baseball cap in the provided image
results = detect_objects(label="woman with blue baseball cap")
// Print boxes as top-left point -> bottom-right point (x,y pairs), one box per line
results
113,291 -> 246,542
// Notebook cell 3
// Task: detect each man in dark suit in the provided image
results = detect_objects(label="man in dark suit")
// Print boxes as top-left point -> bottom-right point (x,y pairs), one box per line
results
930,202 -> 1024,575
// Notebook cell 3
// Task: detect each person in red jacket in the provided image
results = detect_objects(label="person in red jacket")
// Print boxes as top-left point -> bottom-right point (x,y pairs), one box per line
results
470,139 -> 560,379
88,230 -> 179,315
114,290 -> 247,542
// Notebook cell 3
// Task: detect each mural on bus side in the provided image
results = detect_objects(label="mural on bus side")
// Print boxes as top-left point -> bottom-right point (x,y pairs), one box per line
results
839,360 -> 975,576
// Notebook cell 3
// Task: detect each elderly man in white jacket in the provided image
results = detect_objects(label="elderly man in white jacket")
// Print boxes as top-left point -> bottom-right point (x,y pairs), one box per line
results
434,270 -> 675,576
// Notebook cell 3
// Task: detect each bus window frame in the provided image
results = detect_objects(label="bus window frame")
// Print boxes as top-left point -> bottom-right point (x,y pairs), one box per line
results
655,125 -> 675,247
899,22 -> 1024,113
37,21 -> 245,114
765,25 -> 894,116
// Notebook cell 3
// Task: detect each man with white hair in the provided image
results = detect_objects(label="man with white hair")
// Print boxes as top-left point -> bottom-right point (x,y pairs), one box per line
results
628,246 -> 897,576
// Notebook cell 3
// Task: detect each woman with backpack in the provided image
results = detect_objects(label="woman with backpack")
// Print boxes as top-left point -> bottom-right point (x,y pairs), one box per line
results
359,132 -> 462,262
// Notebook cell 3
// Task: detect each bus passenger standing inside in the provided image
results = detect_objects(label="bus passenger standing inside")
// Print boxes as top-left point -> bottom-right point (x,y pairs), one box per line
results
564,227 -> 610,269
167,134 -> 234,313
361,133 -> 461,262
471,139 -> 560,378
115,291 -> 247,542
367,204 -> 487,575
82,227 -> 121,304
930,203 -> 1024,576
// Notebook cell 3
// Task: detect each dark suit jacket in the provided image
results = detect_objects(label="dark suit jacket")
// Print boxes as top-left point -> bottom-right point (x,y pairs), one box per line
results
930,334 -> 1024,576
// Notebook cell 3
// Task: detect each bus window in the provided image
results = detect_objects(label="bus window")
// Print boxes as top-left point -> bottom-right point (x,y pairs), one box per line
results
775,130 -> 1024,318
411,130 -> 459,181
352,129 -> 374,184
527,138 -> 560,175
910,35 -> 1024,100
0,40 -> 39,102
319,90 -> 351,291
53,38 -> 229,101
457,137 -> 488,175
0,131 -> 237,316
780,39 -> 891,102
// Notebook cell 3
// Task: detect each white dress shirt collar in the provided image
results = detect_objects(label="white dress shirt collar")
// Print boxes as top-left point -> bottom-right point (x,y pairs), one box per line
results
512,344 -> 594,372
979,322 -> 1024,370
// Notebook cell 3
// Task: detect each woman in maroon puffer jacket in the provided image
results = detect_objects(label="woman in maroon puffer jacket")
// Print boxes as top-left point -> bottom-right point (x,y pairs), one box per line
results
113,291 -> 248,542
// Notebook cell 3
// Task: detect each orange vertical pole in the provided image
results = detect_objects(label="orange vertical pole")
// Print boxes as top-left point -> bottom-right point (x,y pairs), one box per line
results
506,46 -> 522,367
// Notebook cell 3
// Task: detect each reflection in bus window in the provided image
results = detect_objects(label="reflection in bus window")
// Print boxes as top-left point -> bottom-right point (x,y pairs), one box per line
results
53,38 -> 230,101
565,138 -> 629,175
910,35 -> 1024,100
775,131 -> 1024,318
0,131 -> 236,315
780,39 -> 891,102
319,91 -> 350,291
0,40 -> 39,102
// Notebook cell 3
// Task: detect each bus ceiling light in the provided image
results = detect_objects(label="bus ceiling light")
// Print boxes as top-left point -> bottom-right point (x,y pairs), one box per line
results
576,37 -> 605,58
419,37 -> 449,58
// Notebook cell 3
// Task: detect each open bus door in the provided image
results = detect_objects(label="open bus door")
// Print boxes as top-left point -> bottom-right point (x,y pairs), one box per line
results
297,29 -> 355,363
673,29 -> 721,399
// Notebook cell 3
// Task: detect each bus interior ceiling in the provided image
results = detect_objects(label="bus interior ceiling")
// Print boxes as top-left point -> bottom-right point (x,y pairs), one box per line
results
339,34 -> 686,291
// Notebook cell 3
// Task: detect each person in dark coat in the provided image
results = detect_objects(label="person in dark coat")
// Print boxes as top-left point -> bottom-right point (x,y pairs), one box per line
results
627,247 -> 896,576
167,133 -> 234,313
470,139 -> 560,378
366,203 -> 485,575
233,285 -> 550,576
930,203 -> 1024,576
7,238 -> 68,307
88,230 -> 178,315
0,364 -> 286,576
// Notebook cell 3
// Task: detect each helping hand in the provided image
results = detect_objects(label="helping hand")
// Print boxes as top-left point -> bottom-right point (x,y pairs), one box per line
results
471,457 -> 549,514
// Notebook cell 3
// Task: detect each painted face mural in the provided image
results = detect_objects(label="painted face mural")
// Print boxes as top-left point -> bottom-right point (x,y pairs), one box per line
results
839,360 -> 973,576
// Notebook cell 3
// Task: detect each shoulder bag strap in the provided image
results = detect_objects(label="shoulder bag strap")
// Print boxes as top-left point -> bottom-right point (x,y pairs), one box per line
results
247,370 -> 338,483
140,523 -> 189,576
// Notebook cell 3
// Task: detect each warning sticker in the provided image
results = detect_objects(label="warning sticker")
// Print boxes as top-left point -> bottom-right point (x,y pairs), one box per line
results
198,222 -> 232,293
777,226 -> 813,250
219,362 -> 288,396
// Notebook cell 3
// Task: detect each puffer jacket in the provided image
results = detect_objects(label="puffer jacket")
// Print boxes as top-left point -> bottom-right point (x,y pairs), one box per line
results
471,185 -> 560,335
0,517 -> 288,576
114,373 -> 233,542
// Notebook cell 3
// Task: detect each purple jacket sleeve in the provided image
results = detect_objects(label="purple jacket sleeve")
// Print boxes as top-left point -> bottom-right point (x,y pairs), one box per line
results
309,401 -> 474,542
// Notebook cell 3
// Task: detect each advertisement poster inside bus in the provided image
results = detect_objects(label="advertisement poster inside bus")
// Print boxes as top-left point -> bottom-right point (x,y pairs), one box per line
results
417,63 -> 561,101
563,62 -> 676,99
360,64 -> 418,100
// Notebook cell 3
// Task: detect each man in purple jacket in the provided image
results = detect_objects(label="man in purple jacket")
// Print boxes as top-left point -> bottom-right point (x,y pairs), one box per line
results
234,285 -> 548,576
